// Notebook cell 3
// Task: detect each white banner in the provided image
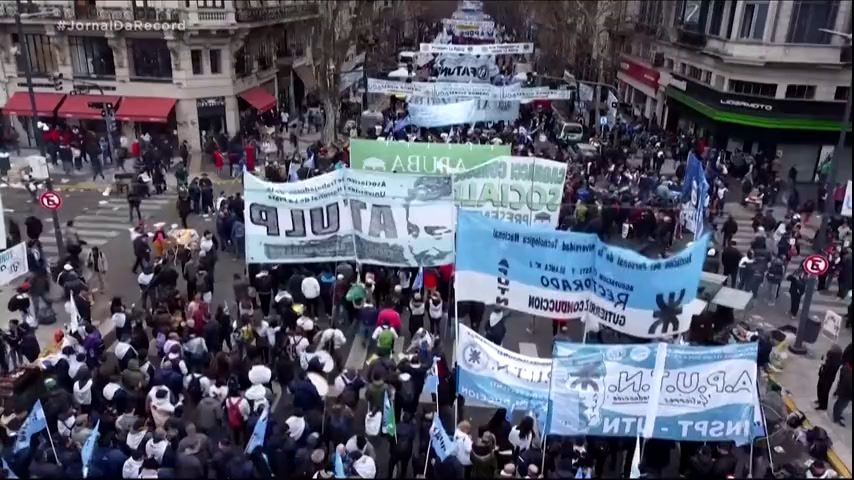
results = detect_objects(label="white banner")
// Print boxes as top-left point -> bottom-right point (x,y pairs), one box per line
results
443,18 -> 493,28
434,54 -> 499,83
420,43 -> 534,55
0,242 -> 29,286
843,180 -> 852,217
408,96 -> 519,125
367,78 -> 568,100
443,18 -> 495,40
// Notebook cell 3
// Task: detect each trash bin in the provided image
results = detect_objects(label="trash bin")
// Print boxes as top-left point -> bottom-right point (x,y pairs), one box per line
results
800,315 -> 822,343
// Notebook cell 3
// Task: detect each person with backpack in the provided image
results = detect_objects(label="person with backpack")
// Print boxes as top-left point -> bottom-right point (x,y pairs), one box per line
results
225,387 -> 250,445
764,255 -> 786,305
372,319 -> 398,357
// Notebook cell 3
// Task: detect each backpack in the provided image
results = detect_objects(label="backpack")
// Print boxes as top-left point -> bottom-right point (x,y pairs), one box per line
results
226,397 -> 244,429
398,380 -> 415,406
377,328 -> 395,350
187,374 -> 203,400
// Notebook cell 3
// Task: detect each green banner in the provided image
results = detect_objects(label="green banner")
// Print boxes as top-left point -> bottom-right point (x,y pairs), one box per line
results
349,139 -> 510,175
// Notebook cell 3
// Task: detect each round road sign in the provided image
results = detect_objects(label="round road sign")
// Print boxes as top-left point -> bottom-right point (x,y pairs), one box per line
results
39,191 -> 62,210
802,254 -> 829,276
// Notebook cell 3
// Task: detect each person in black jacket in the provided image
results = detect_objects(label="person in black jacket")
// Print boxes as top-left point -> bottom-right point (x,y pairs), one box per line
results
722,215 -> 738,246
703,248 -> 720,274
815,344 -> 843,411
788,271 -> 806,318
721,241 -> 742,287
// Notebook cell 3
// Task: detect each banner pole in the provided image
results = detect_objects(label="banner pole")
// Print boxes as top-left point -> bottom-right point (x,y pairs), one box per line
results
749,441 -> 754,478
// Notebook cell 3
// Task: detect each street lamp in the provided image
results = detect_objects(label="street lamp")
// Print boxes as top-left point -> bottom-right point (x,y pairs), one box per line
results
14,0 -> 66,258
789,28 -> 851,355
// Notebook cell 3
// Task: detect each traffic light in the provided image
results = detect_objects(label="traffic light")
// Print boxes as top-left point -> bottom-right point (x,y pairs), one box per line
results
50,72 -> 63,91
87,102 -> 115,118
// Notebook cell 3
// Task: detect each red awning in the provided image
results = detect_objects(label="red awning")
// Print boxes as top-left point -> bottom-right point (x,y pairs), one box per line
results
1,92 -> 66,117
57,94 -> 121,120
239,87 -> 276,112
114,96 -> 177,123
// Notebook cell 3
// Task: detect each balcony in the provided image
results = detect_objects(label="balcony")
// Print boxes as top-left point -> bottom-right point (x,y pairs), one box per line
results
676,27 -> 707,49
235,2 -> 319,24
703,37 -> 845,65
132,6 -> 179,23
74,6 -> 132,22
184,8 -> 236,27
0,1 -> 67,20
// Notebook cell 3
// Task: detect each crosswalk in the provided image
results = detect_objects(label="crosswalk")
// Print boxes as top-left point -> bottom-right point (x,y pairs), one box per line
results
41,193 -> 178,261
713,203 -> 848,319
341,332 -> 541,407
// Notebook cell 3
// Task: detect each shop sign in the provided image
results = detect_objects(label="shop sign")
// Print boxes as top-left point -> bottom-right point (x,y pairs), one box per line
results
719,99 -> 773,111
618,57 -> 661,91
196,97 -> 225,109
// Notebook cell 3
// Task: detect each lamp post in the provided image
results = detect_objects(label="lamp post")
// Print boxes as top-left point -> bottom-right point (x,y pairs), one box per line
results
14,0 -> 65,258
789,28 -> 851,355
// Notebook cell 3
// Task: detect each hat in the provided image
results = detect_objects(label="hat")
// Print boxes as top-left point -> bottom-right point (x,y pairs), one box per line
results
310,449 -> 326,464
707,248 -> 716,257
19,281 -> 30,290
64,264 -> 73,271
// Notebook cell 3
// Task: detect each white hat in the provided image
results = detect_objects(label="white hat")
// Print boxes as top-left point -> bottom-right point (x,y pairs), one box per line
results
707,248 -> 716,257
63,264 -> 73,271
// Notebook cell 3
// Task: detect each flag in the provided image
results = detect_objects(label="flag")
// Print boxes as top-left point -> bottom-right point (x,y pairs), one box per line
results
2,458 -> 18,479
412,267 -> 424,291
505,405 -> 514,422
629,434 -> 642,479
67,293 -> 82,334
751,386 -> 767,439
429,415 -> 454,461
584,468 -> 593,479
333,449 -> 346,478
14,400 -> 47,452
245,408 -> 269,454
575,468 -> 584,479
424,357 -> 439,394
382,390 -> 396,437
81,420 -> 100,479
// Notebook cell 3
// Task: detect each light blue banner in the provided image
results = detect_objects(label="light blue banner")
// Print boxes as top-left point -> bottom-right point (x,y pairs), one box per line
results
680,151 -> 709,237
244,170 -> 456,266
454,211 -> 711,338
548,342 -> 758,443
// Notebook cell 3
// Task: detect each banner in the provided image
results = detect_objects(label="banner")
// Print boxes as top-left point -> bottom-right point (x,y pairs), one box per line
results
244,171 -> 455,266
454,156 -> 567,227
454,211 -> 710,338
420,43 -> 534,55
349,139 -> 508,175
680,151 -> 709,237
434,54 -> 499,83
406,100 -> 480,128
456,323 -> 552,418
367,78 -> 565,100
408,95 -> 520,124
0,242 -> 29,286
548,342 -> 758,443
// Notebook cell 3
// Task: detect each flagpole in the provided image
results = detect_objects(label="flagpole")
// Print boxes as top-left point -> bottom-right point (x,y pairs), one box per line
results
46,425 -> 60,465
452,206 -> 461,431
541,337 -> 556,475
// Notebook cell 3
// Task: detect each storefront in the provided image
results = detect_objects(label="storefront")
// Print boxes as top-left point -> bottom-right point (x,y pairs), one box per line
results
113,96 -> 178,140
616,56 -> 663,124
196,96 -> 227,144
664,76 -> 852,183
1,92 -> 67,148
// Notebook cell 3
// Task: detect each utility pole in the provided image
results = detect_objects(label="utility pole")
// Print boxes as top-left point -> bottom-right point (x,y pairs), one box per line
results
15,0 -> 65,259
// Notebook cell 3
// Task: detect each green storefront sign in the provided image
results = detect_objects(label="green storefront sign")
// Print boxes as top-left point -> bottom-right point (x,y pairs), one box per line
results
349,139 -> 510,175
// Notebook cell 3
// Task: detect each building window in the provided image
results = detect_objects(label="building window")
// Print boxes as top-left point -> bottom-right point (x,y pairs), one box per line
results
786,0 -> 840,44
12,33 -> 57,76
739,0 -> 769,40
69,36 -> 115,78
234,47 -> 252,77
127,39 -> 173,80
194,0 -> 225,6
687,64 -> 704,81
191,49 -> 203,74
707,0 -> 726,36
784,84 -> 816,99
679,62 -> 687,74
714,74 -> 725,89
209,49 -> 222,74
665,58 -> 675,70
834,86 -> 850,101
729,79 -> 777,97
701,70 -> 712,84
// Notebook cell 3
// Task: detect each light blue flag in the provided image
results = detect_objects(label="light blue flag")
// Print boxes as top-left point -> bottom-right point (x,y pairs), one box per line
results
505,405 -> 514,422
575,468 -> 584,479
14,400 -> 47,452
82,420 -> 100,478
382,390 -> 396,437
2,458 -> 18,479
584,468 -> 593,479
245,408 -> 269,454
429,415 -> 454,461
333,449 -> 346,478
412,267 -> 424,291
424,357 -> 439,394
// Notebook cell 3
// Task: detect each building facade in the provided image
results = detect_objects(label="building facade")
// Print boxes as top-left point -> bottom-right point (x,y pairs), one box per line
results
618,0 -> 852,183
0,0 -> 318,154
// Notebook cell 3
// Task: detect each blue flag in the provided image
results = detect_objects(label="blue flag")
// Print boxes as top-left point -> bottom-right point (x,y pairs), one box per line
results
14,400 -> 47,452
505,405 -> 514,422
424,357 -> 439,394
82,420 -> 100,478
429,415 -> 455,461
575,468 -> 584,479
245,408 -> 269,454
382,390 -> 397,437
2,458 -> 18,479
333,449 -> 347,478
412,267 -> 424,291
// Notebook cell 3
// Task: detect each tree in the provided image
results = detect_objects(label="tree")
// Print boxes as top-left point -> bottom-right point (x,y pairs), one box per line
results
309,1 -> 378,144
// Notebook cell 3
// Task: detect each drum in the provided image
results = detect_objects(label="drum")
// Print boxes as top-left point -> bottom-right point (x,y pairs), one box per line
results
307,372 -> 329,398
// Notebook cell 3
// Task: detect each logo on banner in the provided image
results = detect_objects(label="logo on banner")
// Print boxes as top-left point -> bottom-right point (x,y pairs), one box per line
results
362,157 -> 387,171
461,342 -> 486,371
649,290 -> 685,335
